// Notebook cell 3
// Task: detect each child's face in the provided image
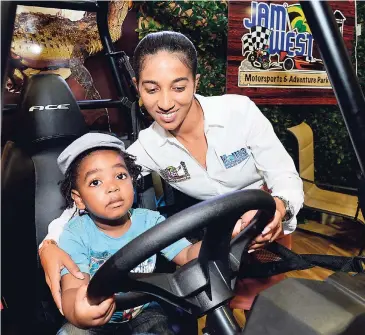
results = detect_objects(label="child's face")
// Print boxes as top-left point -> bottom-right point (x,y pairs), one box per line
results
72,150 -> 134,221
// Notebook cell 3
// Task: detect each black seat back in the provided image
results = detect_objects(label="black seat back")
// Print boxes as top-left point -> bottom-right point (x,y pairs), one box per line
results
2,74 -> 88,333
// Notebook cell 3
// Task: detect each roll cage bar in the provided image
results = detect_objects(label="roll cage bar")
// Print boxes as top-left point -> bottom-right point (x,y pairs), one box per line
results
1,0 -> 142,140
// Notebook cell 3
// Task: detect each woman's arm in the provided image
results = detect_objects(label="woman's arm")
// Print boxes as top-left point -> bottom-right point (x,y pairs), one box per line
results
40,242 -> 84,313
224,96 -> 304,249
244,98 -> 304,233
39,205 -> 77,248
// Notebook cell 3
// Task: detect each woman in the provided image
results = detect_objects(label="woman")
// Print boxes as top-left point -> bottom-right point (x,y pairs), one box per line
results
40,31 -> 303,315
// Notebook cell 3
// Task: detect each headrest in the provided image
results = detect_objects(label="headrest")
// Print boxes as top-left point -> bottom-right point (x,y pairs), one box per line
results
17,74 -> 88,146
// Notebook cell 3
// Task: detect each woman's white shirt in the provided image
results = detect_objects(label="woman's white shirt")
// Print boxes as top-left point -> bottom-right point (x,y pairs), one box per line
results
42,94 -> 303,245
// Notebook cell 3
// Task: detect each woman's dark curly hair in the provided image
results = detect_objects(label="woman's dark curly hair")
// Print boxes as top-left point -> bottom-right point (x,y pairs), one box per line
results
60,147 -> 142,209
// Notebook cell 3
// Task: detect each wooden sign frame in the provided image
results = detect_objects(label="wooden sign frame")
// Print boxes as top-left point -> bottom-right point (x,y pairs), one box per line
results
226,1 -> 356,105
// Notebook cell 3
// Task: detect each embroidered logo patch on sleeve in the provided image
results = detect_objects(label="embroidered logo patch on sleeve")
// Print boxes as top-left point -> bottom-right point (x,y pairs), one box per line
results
160,161 -> 191,183
220,148 -> 249,169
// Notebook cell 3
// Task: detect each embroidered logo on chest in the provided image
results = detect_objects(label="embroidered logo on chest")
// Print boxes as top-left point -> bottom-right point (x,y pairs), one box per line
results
220,148 -> 249,169
160,161 -> 191,183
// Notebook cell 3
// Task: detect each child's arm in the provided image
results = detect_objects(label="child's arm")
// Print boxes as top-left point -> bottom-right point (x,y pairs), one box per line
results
58,220 -> 115,328
155,212 -> 253,267
61,273 -> 115,329
172,220 -> 253,266
39,206 -> 83,312
172,242 -> 202,266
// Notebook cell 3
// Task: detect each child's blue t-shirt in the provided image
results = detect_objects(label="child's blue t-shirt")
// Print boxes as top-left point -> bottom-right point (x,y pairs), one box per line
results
59,208 -> 191,323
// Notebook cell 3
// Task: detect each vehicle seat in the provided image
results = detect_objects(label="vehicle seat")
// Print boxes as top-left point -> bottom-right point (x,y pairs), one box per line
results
1,74 -> 88,334
1,73 -> 197,334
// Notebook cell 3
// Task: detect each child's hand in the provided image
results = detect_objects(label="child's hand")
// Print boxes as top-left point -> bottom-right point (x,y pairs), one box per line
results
73,284 -> 116,328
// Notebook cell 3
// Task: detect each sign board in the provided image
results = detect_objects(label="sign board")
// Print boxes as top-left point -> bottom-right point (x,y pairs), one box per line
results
226,1 -> 356,105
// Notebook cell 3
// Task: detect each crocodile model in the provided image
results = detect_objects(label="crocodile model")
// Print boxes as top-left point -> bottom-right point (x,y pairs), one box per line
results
8,0 -> 130,102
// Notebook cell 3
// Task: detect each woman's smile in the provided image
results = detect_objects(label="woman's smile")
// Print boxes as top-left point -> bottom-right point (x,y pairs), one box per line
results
157,109 -> 179,123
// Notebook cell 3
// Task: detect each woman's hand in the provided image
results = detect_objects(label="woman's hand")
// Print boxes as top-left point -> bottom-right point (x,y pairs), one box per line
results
232,197 -> 286,252
72,285 -> 116,328
39,242 -> 84,313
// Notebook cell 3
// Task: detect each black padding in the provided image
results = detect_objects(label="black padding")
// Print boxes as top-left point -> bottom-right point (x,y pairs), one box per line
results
243,274 -> 365,335
1,74 -> 88,332
33,140 -> 74,245
2,141 -> 38,328
17,74 -> 88,145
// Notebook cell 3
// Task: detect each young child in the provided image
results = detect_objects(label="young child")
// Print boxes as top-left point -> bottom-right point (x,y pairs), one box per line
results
56,133 -> 201,335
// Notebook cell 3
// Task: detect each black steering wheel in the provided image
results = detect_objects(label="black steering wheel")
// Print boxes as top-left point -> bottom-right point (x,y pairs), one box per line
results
86,189 -> 275,327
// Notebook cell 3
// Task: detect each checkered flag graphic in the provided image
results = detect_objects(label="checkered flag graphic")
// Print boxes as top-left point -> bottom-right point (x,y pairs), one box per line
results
241,26 -> 271,55
242,33 -> 254,55
251,25 -> 271,50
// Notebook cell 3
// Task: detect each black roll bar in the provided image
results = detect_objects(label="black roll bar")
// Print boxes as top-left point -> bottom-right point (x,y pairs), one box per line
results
1,0 -> 138,138
301,2 -> 365,256
3,98 -> 131,114
301,0 -> 365,175
1,1 -> 17,93
16,1 -> 100,12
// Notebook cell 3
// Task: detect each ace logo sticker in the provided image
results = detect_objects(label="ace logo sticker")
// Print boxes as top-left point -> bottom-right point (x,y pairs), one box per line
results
29,104 -> 70,111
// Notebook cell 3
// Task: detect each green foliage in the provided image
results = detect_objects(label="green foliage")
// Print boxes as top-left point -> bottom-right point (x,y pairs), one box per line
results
135,1 -> 365,187
356,1 -> 365,92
